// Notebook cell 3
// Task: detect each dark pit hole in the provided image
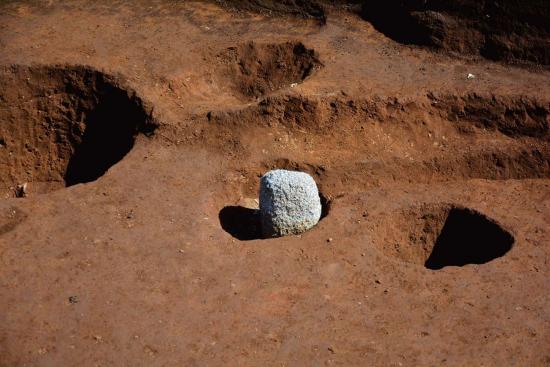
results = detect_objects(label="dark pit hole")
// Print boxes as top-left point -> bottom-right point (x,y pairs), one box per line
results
219,192 -> 331,241
64,85 -> 148,186
361,2 -> 426,46
373,204 -> 516,269
0,65 -> 157,197
424,208 -> 514,270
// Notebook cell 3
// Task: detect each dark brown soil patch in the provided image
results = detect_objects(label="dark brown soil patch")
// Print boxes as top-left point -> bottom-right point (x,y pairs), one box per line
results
361,0 -> 550,65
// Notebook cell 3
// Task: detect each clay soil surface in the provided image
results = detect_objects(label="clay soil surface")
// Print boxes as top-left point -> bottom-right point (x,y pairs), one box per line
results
0,1 -> 549,366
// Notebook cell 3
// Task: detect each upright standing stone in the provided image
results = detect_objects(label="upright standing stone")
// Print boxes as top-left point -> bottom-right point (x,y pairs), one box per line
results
259,169 -> 322,237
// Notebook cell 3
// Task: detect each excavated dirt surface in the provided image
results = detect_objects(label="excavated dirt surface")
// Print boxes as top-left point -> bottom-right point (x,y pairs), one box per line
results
0,1 -> 549,366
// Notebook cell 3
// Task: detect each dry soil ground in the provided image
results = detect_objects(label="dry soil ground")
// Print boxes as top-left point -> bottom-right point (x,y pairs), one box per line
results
0,1 -> 549,366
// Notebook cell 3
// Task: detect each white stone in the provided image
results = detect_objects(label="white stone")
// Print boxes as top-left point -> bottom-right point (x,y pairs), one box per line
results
259,169 -> 322,237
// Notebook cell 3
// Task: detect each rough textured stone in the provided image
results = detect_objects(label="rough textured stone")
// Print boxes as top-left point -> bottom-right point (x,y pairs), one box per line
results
259,169 -> 322,237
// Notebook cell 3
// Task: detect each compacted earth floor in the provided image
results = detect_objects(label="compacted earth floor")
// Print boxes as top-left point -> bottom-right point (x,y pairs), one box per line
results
0,1 -> 549,366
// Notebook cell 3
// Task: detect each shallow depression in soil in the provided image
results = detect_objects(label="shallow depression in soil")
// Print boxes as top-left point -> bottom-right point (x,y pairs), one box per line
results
0,65 -> 156,197
220,41 -> 322,99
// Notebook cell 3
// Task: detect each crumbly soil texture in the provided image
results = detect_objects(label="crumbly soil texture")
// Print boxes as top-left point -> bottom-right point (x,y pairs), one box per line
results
0,1 -> 549,366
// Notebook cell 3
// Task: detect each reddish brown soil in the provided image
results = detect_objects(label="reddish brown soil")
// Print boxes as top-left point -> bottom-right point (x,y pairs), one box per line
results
0,1 -> 549,366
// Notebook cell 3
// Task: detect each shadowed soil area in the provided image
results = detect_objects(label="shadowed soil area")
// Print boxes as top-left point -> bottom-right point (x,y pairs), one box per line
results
361,0 -> 550,64
424,207 -> 514,270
